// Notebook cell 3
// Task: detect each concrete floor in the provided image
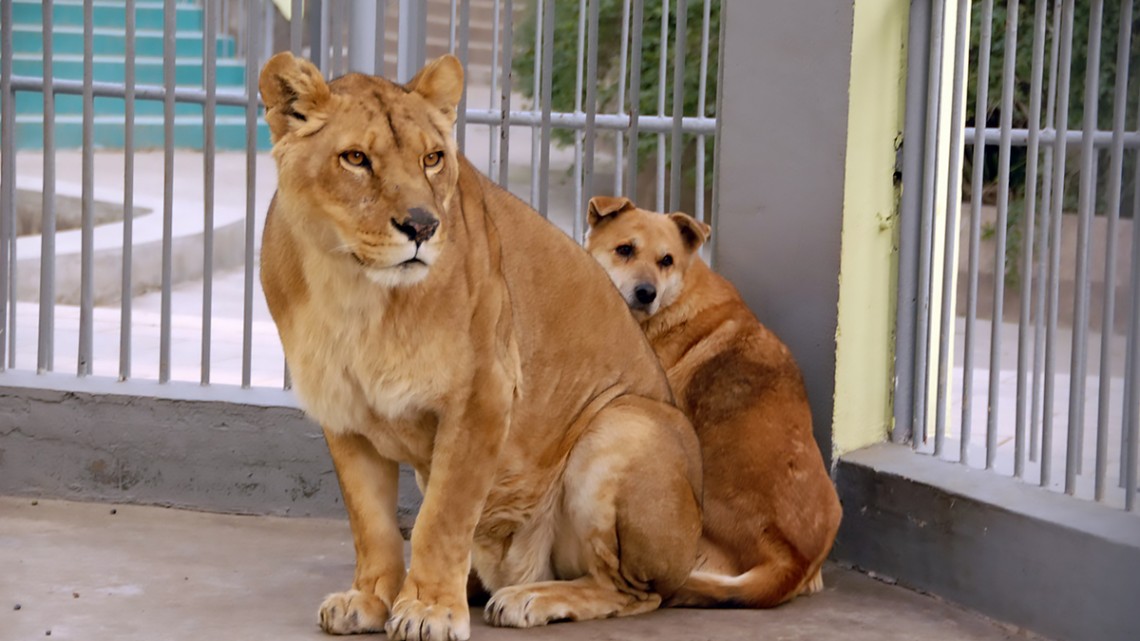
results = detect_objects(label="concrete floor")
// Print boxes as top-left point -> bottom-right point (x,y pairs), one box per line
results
0,497 -> 1046,641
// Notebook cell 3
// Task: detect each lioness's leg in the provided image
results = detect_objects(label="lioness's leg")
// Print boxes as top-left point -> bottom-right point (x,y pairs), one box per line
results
485,397 -> 701,628
319,429 -> 404,635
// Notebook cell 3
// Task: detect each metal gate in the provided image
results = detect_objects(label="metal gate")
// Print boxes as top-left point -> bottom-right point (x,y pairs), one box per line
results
894,0 -> 1139,511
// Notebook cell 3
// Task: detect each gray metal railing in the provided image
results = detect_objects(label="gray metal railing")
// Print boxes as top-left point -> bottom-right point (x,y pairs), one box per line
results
0,1 -> 720,394
897,0 -> 1139,511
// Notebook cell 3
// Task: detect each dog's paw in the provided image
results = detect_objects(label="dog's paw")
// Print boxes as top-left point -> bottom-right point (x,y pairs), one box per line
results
385,591 -> 469,641
318,589 -> 389,635
484,585 -> 564,628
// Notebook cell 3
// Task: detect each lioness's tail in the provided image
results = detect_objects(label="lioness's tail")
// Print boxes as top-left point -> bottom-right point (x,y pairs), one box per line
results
667,561 -> 824,608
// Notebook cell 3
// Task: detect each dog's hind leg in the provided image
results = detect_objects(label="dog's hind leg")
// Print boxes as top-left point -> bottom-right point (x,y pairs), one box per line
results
484,396 -> 702,628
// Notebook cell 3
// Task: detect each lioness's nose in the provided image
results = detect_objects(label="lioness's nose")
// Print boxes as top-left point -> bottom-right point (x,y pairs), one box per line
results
392,208 -> 439,244
634,283 -> 657,305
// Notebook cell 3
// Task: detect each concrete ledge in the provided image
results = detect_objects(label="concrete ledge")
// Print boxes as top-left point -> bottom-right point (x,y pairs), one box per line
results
833,443 -> 1140,641
0,373 -> 422,528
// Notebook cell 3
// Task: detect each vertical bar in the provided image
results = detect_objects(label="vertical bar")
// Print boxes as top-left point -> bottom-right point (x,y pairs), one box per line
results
892,0 -> 932,443
1124,71 -> 1140,490
655,0 -> 669,211
960,0 -> 993,464
624,0 -> 645,200
1032,0 -> 1065,463
78,0 -> 95,376
1041,0 -> 1075,489
291,0 -> 303,55
488,0 -> 501,181
912,0 -> 947,450
38,0 -> 57,372
397,0 -> 426,82
119,0 -> 137,380
538,0 -> 555,217
707,0 -> 725,270
1064,0 -> 1103,494
202,0 -> 218,386
1094,0 -> 1132,501
243,0 -> 260,388
572,0 -> 586,238
375,0 -> 387,75
614,0 -> 631,196
581,0 -> 601,242
308,0 -> 323,68
330,1 -> 343,76
1015,0 -> 1049,476
449,0 -> 458,51
668,0 -> 688,213
455,0 -> 471,154
933,0 -> 971,459
984,0 -> 1019,469
0,0 -> 12,371
529,0 -> 544,207
497,0 -> 513,188
693,0 -> 711,225
159,0 -> 176,383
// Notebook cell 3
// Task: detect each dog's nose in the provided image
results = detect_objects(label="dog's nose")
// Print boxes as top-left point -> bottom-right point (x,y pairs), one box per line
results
392,208 -> 439,244
634,284 -> 657,305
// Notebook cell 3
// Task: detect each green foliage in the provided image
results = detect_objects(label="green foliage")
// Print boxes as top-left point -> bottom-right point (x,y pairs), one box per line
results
513,0 -> 720,189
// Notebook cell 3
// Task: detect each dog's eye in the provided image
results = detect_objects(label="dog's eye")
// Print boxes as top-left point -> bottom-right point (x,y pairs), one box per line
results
340,150 -> 370,169
615,244 -> 634,257
659,254 -> 674,268
424,151 -> 444,169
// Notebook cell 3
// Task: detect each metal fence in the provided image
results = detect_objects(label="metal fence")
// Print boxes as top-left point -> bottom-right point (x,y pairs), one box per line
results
895,0 -> 1139,511
0,0 -> 721,392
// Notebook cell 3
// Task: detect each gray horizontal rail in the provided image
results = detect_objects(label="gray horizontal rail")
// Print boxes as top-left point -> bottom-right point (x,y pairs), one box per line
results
11,75 -> 252,106
966,126 -> 1140,148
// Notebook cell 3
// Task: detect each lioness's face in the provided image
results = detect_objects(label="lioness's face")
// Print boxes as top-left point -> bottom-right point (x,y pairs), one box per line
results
585,197 -> 710,321
260,53 -> 464,287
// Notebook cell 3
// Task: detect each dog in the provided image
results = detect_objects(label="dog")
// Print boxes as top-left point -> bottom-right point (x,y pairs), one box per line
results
586,196 -> 842,607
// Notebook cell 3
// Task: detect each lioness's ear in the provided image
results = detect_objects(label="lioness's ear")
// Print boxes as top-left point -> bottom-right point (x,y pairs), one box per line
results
408,55 -> 464,121
668,212 -> 711,250
587,196 -> 635,229
259,52 -> 330,142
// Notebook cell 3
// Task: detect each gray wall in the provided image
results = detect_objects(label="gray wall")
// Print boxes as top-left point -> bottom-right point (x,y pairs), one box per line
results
714,1 -> 854,463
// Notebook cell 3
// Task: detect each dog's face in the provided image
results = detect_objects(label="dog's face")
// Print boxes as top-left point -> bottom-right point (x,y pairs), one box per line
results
585,196 -> 711,321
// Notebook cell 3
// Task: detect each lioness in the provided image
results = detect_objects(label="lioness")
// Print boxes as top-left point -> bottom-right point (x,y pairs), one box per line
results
258,53 -> 702,640
585,197 -> 842,608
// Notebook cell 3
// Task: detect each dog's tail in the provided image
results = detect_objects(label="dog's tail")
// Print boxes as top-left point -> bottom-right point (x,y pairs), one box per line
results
666,560 -> 824,609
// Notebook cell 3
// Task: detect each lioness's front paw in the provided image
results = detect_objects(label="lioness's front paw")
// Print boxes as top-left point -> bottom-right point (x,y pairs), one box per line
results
385,595 -> 470,641
318,589 -> 389,635
485,585 -> 559,628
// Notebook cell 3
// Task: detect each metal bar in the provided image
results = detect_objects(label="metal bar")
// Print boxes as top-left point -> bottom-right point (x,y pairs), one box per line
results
892,0 -> 931,444
693,0 -> 711,225
397,0 -> 426,83
330,1 -> 344,77
78,0 -> 96,376
497,0 -> 513,188
538,0 -> 555,217
243,0 -> 260,388
450,0 -> 457,51
529,0 -> 544,207
202,0 -> 218,386
159,0 -> 176,383
614,0 -> 631,196
1015,0 -> 1049,476
933,0 -> 970,459
8,76 -> 260,107
1065,0 -> 1103,494
119,0 -> 136,381
655,0 -> 669,211
308,0 -> 323,68
581,0 -> 602,242
38,0 -> 57,373
1041,0 -> 1075,489
291,0 -> 303,55
707,0 -> 724,271
1032,0 -> 1065,464
462,109 -> 716,134
0,0 -> 13,372
573,0 -> 586,239
1124,57 -> 1140,491
669,0 -> 688,213
964,127 -> 1140,147
985,0 -> 1019,469
375,0 -> 386,75
456,0 -> 470,153
961,0 -> 993,464
488,0 -> 501,181
625,0 -> 645,199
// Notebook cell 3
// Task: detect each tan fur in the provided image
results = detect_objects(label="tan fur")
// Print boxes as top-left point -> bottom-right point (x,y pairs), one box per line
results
258,54 -> 702,640
586,197 -> 843,608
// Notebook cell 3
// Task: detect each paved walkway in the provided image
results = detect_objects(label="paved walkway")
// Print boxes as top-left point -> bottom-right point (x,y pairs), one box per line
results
0,497 -> 1047,641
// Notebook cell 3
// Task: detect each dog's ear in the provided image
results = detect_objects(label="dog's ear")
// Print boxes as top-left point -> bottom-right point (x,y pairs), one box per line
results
408,55 -> 464,123
587,196 -> 636,229
668,212 -> 711,251
259,52 -> 331,142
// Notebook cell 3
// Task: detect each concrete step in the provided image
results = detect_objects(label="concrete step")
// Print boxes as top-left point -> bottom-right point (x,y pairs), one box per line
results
12,0 -> 204,32
11,113 -> 271,151
9,24 -> 237,58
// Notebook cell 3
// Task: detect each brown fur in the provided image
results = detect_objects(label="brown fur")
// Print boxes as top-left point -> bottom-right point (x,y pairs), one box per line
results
585,196 -> 842,608
258,54 -> 703,640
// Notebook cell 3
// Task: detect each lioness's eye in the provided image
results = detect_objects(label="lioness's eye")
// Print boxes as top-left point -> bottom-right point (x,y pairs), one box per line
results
424,151 -> 444,169
340,150 -> 370,169
659,254 -> 674,268
615,244 -> 634,257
